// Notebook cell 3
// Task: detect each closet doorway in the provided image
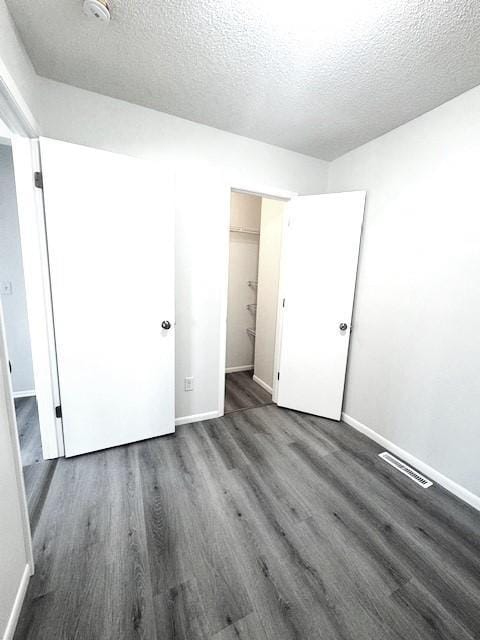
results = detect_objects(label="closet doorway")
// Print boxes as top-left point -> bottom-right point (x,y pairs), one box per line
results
224,190 -> 286,414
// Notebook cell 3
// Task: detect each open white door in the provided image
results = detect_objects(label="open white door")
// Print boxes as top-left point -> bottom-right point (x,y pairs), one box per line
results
40,138 -> 175,456
277,191 -> 365,420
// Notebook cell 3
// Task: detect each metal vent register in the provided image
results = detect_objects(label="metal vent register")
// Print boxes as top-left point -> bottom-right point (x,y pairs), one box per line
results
379,452 -> 433,488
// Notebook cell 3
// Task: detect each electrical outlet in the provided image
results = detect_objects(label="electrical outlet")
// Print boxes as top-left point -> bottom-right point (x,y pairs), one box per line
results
0,281 -> 12,295
184,376 -> 194,392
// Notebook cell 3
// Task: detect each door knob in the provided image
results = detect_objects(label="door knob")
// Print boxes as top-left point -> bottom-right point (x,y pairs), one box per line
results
339,323 -> 348,331
161,320 -> 172,330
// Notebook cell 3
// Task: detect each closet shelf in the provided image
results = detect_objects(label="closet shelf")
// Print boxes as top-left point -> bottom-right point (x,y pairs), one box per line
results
230,226 -> 260,235
246,303 -> 257,311
246,327 -> 256,338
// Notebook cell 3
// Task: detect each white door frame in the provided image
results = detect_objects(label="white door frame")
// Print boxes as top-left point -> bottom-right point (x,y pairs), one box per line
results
271,206 -> 292,404
218,182 -> 297,416
12,138 -> 63,458
0,299 -> 34,573
0,58 -> 43,577
0,60 -> 37,139
0,66 -> 62,459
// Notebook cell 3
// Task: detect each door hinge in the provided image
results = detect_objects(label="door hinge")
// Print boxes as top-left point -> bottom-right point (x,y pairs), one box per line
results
277,371 -> 280,381
282,298 -> 285,308
34,171 -> 43,189
55,405 -> 62,419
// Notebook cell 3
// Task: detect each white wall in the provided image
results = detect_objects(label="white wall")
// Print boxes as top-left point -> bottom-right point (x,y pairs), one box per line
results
226,192 -> 261,371
32,77 -> 329,422
0,143 -> 35,394
328,84 -> 480,499
34,78 -> 328,194
254,198 -> 284,389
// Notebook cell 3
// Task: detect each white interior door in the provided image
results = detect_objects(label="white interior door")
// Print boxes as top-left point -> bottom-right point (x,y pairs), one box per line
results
40,138 -> 175,456
277,191 -> 366,420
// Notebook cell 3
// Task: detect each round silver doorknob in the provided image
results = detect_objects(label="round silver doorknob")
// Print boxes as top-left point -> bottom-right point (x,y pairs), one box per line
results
339,323 -> 348,331
161,320 -> 171,330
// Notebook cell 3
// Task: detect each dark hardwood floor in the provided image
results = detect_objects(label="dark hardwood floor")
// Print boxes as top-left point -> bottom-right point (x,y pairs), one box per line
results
23,458 -> 58,537
15,404 -> 480,639
224,371 -> 272,414
15,395 -> 57,538
15,396 -> 43,466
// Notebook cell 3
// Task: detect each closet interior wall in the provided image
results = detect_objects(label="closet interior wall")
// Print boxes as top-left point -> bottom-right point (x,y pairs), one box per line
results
226,191 -> 261,372
253,198 -> 284,392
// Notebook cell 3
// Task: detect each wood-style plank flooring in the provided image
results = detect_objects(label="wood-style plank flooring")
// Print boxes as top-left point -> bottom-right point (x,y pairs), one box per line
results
224,371 -> 272,414
15,404 -> 480,639
15,396 -> 43,467
16,396 -> 58,537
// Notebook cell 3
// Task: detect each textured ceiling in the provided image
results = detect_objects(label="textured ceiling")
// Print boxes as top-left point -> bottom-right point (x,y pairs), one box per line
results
6,0 -> 480,159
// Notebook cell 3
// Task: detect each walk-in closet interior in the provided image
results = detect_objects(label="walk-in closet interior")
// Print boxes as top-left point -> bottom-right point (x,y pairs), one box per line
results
225,190 -> 285,413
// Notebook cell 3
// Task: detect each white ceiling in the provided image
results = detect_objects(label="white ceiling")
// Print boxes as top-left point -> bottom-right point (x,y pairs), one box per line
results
6,0 -> 480,160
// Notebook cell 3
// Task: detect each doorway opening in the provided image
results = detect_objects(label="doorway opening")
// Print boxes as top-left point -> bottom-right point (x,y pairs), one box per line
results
224,190 -> 287,414
0,139 -> 42,467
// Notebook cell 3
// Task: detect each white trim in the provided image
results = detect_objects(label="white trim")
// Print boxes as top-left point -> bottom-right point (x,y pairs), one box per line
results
0,69 -> 61,461
271,205 -> 291,403
2,563 -> 30,640
225,365 -> 254,374
12,390 -> 35,399
175,410 -> 221,426
0,301 -> 34,576
216,184 -> 231,419
231,183 -> 297,201
252,374 -> 273,394
12,137 -> 63,459
0,57 -> 38,137
342,412 -> 480,512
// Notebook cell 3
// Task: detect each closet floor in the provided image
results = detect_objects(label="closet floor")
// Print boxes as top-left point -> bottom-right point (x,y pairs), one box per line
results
224,371 -> 272,414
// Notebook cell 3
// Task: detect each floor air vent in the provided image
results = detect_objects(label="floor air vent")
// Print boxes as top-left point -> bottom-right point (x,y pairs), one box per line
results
379,452 -> 433,488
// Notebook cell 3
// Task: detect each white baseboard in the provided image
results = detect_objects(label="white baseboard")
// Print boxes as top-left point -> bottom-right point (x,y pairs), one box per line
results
342,412 -> 480,512
175,410 -> 221,427
3,564 -> 30,640
225,365 -> 254,374
12,390 -> 35,399
252,375 -> 273,395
